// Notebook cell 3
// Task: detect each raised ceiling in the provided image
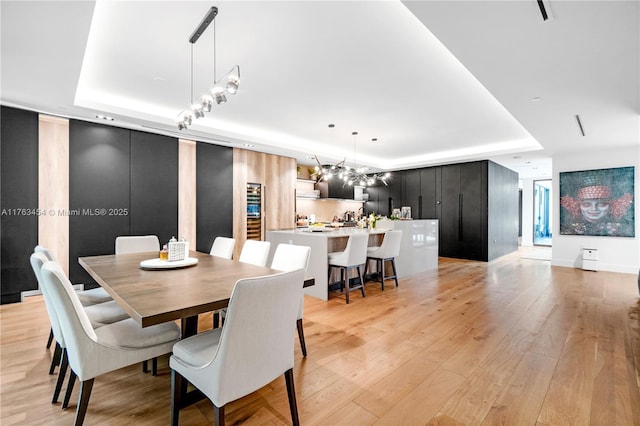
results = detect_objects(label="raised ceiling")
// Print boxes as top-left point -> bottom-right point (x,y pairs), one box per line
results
1,1 -> 638,179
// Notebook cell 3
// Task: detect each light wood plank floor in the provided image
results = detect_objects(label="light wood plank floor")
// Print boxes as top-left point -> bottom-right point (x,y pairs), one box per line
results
2,251 -> 639,425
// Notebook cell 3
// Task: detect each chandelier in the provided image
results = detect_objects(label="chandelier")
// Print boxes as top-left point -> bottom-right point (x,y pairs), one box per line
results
176,6 -> 240,130
313,129 -> 390,187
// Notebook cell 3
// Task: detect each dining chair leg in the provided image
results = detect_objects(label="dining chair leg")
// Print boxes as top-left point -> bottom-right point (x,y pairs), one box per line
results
170,369 -> 183,426
379,259 -> 385,291
284,368 -> 300,426
357,265 -> 366,298
363,259 -> 369,280
46,327 -> 54,349
52,349 -> 69,403
214,404 -> 225,426
344,267 -> 350,304
142,360 -> 148,373
50,342 -> 62,374
296,318 -> 307,357
391,258 -> 399,287
213,311 -> 220,329
152,357 -> 158,376
74,378 -> 94,426
62,369 -> 77,409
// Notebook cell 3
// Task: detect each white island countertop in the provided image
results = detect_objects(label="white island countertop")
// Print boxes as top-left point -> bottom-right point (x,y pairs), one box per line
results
268,221 -> 438,301
274,227 -> 387,237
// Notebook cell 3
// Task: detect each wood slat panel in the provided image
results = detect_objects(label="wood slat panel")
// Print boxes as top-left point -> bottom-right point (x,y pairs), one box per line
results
38,115 -> 69,276
178,139 -> 196,246
233,148 -> 296,258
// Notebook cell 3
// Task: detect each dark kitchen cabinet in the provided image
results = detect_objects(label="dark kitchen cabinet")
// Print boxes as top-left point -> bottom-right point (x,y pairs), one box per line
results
401,169 -> 420,218
438,164 -> 462,258
458,161 -> 487,260
433,160 -> 516,262
382,176 -> 402,217
419,167 -> 437,219
363,185 -> 378,216
316,179 -> 356,200
363,174 -> 400,217
437,162 -> 488,260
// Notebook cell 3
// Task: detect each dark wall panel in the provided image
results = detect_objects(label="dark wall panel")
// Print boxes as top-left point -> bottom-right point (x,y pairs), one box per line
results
1,107 -> 39,303
459,161 -> 488,261
196,143 -> 233,253
487,161 -> 519,261
401,169 -> 420,218
420,167 -> 437,219
439,164 -> 460,258
130,130 -> 178,245
69,121 -> 130,285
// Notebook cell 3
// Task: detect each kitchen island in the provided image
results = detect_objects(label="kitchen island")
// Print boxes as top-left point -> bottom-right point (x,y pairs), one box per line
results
267,219 -> 438,300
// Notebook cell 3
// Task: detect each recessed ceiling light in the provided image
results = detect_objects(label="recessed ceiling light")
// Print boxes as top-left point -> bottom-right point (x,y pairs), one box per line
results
96,115 -> 114,121
512,155 -> 521,159
525,161 -> 532,164
306,155 -> 315,160
328,124 -> 335,128
530,97 -> 541,102
243,143 -> 254,148
371,138 -> 378,142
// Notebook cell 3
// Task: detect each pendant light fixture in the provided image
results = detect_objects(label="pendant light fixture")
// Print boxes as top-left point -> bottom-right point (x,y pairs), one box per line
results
314,125 -> 390,187
176,6 -> 241,130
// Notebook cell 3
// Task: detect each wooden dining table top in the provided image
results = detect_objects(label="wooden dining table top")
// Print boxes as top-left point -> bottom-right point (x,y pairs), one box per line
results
79,251 -> 291,329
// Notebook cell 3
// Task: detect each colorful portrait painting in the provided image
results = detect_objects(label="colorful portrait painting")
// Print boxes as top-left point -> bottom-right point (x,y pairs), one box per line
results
560,166 -> 635,237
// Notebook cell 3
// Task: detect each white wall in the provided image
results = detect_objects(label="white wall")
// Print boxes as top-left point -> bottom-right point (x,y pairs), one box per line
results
520,178 -> 534,246
552,146 -> 639,274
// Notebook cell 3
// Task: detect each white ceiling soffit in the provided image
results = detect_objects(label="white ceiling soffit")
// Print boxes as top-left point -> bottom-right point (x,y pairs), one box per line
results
2,1 -> 637,180
73,0 -> 541,171
403,0 -> 640,171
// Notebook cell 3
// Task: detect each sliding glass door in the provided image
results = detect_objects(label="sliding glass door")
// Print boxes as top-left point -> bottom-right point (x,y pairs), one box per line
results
533,180 -> 552,246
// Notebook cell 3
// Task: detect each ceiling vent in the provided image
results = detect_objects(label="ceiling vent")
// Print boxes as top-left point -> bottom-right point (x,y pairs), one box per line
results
536,0 -> 554,22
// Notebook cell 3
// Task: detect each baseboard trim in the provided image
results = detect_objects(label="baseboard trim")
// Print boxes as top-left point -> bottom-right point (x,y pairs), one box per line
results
21,284 -> 84,302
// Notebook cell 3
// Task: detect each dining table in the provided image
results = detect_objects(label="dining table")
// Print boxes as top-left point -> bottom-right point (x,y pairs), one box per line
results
79,250 -> 314,338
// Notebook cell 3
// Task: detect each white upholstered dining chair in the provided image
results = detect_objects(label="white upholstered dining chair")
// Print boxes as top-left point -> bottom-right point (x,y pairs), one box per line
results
210,236 -> 237,328
31,254 -> 131,408
170,269 -> 305,426
209,236 -> 236,259
30,252 -> 71,404
35,245 -> 113,305
31,252 -> 129,375
271,243 -> 311,356
238,240 -> 271,266
114,234 -> 162,374
40,261 -> 180,426
114,235 -> 160,254
35,245 -> 113,349
214,240 -> 272,328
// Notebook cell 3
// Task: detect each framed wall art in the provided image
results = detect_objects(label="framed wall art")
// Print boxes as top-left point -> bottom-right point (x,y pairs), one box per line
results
559,166 -> 634,237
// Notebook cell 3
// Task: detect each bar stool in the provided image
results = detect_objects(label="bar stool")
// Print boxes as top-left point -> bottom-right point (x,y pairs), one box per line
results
328,233 -> 369,304
364,230 -> 402,290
